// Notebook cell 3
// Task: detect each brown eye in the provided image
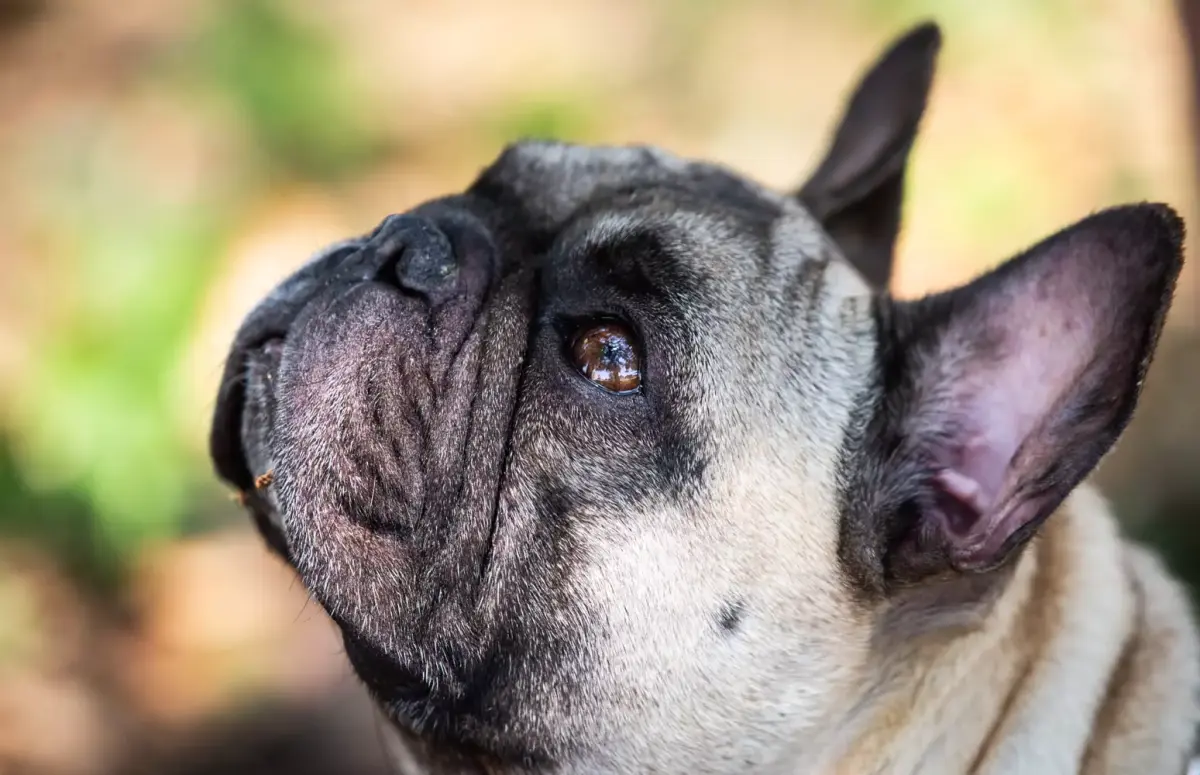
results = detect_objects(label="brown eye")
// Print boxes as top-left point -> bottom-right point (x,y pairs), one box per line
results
570,321 -> 642,394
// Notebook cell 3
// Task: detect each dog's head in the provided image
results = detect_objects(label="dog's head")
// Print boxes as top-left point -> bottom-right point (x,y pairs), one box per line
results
209,23 -> 1184,773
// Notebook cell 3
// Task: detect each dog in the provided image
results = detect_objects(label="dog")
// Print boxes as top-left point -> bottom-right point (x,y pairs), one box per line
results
209,22 -> 1200,774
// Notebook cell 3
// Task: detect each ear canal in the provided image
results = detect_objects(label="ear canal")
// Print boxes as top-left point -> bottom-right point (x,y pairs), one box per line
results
850,204 -> 1184,587
796,21 -> 941,290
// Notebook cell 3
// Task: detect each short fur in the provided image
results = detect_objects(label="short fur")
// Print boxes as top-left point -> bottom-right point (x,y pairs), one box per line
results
210,22 -> 1200,774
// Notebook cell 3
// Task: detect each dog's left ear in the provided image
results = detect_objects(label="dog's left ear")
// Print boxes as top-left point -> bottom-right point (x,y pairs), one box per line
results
797,22 -> 941,289
844,204 -> 1184,590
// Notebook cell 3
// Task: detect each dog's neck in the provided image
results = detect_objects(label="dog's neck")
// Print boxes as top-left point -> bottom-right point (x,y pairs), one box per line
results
821,486 -> 1138,775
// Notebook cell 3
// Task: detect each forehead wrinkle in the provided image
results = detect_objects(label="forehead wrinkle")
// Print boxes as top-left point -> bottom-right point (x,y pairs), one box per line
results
568,207 -> 764,305
560,210 -> 684,304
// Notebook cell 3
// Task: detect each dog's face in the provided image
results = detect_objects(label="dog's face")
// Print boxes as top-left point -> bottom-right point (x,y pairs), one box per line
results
210,24 -> 1183,773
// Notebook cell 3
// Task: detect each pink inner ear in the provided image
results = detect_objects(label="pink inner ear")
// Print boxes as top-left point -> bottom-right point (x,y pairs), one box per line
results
886,204 -> 1180,575
919,249 -> 1115,564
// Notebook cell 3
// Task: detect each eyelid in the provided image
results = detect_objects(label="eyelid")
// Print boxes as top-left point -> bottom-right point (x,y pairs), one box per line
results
552,308 -> 645,344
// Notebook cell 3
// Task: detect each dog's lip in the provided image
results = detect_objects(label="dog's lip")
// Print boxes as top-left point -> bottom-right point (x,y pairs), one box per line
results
211,332 -> 285,491
211,351 -> 258,493
208,328 -> 290,562
211,239 -> 371,494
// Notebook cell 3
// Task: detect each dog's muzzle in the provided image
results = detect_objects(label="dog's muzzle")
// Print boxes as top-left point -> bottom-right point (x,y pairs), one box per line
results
208,199 -> 558,760
208,198 -> 520,608
210,202 -> 498,491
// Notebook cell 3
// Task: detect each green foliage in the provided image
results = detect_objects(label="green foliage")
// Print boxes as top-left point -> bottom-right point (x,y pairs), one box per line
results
187,0 -> 388,182
845,0 -> 1076,33
1125,495 -> 1200,618
6,155 -> 227,585
486,94 -> 600,144
0,436 -> 117,592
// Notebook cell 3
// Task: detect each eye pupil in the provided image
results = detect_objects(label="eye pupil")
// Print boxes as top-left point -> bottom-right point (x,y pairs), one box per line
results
571,322 -> 642,394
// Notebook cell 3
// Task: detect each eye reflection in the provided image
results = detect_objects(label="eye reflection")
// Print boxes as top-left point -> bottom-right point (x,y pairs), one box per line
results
570,322 -> 642,394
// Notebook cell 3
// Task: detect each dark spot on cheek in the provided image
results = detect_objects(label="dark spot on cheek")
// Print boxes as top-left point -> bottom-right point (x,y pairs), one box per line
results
716,599 -> 745,634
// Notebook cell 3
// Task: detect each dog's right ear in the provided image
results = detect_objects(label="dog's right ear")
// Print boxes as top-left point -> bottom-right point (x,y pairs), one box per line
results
796,22 -> 941,290
841,204 -> 1184,595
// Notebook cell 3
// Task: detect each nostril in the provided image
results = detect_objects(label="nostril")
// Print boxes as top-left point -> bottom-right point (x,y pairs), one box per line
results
393,241 -> 459,295
369,214 -> 459,300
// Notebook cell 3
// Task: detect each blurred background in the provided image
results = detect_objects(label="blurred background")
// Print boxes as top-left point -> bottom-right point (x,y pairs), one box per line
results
0,0 -> 1197,772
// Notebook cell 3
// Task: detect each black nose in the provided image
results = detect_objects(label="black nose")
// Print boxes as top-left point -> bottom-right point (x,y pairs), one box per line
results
368,214 -> 459,298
